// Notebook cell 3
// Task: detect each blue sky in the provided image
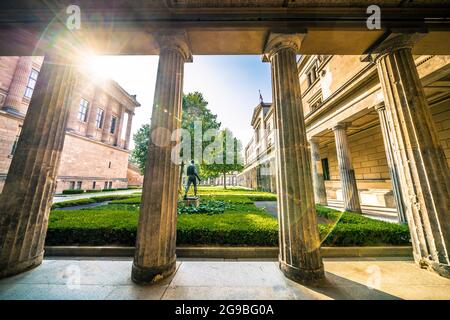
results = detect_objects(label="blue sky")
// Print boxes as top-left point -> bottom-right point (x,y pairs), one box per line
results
92,55 -> 273,148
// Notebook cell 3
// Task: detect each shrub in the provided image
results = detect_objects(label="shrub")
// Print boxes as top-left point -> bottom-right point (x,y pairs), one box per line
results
85,189 -> 102,193
51,198 -> 97,209
110,196 -> 142,204
51,194 -> 136,209
102,188 -> 118,192
177,200 -> 229,215
46,191 -> 411,247
62,189 -> 85,195
117,187 -> 129,190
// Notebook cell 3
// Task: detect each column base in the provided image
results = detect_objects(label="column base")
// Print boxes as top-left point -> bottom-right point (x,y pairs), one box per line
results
419,258 -> 450,279
0,251 -> 44,279
279,260 -> 325,285
131,259 -> 177,285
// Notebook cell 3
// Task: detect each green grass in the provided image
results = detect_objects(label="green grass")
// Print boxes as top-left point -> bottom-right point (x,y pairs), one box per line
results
47,187 -> 410,247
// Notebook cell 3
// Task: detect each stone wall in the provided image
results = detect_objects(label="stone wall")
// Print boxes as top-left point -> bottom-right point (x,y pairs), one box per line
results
431,98 -> 450,168
55,133 -> 129,193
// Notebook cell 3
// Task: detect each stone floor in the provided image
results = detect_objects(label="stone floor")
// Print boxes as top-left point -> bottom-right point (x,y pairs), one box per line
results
1,257 -> 449,300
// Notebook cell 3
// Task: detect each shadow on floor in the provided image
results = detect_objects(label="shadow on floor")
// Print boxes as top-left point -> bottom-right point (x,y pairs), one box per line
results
304,272 -> 402,300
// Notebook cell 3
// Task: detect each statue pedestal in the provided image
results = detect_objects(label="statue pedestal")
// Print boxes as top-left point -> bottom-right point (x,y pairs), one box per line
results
183,197 -> 200,207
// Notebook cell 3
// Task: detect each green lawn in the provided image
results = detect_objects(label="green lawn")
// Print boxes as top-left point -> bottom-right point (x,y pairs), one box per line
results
47,186 -> 410,247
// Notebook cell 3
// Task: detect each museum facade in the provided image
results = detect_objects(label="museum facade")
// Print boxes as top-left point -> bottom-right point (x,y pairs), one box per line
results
0,56 -> 140,193
238,54 -> 450,223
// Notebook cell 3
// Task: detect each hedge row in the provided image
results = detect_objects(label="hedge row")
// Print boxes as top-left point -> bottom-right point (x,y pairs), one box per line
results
51,195 -> 137,209
46,204 -> 411,247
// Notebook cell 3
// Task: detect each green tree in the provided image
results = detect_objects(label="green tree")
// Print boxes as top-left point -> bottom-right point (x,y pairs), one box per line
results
130,123 -> 150,174
130,92 -> 222,182
202,128 -> 244,189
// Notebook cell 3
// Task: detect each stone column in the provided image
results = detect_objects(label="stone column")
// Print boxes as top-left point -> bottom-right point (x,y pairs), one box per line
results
0,49 -> 76,279
124,111 -> 133,150
263,32 -> 324,284
86,89 -> 101,138
3,56 -> 33,115
333,123 -> 362,213
132,31 -> 192,284
374,102 -> 407,223
101,97 -> 112,143
370,33 -> 450,278
309,138 -> 328,206
115,105 -> 125,147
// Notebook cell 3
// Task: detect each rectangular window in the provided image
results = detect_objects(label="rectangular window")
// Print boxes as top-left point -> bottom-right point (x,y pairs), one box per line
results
92,181 -> 96,189
24,69 -> 39,98
95,108 -> 104,129
108,181 -> 113,189
69,181 -> 75,190
110,116 -> 117,134
76,181 -> 82,190
104,181 -> 108,189
10,125 -> 22,155
322,158 -> 330,181
77,98 -> 89,122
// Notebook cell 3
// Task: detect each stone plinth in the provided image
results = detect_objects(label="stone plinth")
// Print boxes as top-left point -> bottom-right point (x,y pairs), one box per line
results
183,197 -> 200,207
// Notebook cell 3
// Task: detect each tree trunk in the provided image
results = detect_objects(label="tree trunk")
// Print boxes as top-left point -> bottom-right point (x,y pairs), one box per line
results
223,172 -> 227,189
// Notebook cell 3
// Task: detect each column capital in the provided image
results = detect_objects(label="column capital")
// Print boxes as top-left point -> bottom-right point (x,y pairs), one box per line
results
262,32 -> 306,62
332,122 -> 350,131
308,136 -> 321,144
157,30 -> 193,63
373,101 -> 386,112
364,32 -> 426,63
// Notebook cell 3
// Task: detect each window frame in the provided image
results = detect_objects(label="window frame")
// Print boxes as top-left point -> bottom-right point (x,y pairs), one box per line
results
110,116 -> 117,134
95,108 -> 104,129
24,69 -> 39,98
77,98 -> 89,122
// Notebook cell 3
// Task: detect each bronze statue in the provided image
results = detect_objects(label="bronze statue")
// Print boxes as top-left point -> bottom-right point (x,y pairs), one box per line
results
184,160 -> 201,198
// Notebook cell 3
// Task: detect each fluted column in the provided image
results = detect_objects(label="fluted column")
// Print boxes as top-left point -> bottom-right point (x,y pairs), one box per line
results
309,138 -> 328,206
374,103 -> 407,223
333,123 -> 361,213
370,33 -> 450,278
0,49 -> 77,279
124,111 -> 133,150
86,89 -> 101,138
3,56 -> 33,115
132,31 -> 192,284
263,32 -> 324,284
115,105 -> 125,147
101,97 -> 112,143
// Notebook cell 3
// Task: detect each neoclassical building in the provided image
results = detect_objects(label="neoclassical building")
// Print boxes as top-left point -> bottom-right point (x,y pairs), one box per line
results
0,56 -> 140,193
301,54 -> 450,223
238,55 -> 450,223
237,102 -> 277,192
0,1 -> 449,286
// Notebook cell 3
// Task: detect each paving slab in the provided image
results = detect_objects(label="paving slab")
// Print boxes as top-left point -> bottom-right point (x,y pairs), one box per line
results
0,258 -> 449,300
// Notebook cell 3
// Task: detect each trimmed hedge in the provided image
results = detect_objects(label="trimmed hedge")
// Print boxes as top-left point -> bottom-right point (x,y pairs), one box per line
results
102,188 -> 118,192
85,189 -> 102,193
46,202 -> 410,247
51,195 -> 136,209
62,189 -> 85,195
